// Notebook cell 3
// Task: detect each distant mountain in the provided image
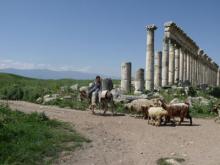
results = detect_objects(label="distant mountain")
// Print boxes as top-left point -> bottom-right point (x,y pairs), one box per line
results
0,68 -> 118,80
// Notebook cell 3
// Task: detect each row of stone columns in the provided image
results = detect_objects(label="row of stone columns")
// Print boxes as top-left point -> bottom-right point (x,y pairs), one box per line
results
121,22 -> 219,93
145,23 -> 219,90
161,42 -> 219,87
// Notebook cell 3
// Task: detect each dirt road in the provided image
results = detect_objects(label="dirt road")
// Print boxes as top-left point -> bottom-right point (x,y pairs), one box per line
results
2,100 -> 220,165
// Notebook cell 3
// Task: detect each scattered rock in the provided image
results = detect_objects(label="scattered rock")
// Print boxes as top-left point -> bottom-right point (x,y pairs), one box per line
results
63,95 -> 72,100
70,84 -> 79,91
36,97 -> 43,104
134,90 -> 143,95
43,97 -> 56,104
111,88 -> 122,99
171,85 -> 178,89
114,94 -> 149,103
43,94 -> 59,104
60,86 -> 68,92
152,92 -> 162,98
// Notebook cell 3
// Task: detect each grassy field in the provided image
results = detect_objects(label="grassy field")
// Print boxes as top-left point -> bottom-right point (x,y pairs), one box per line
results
0,104 -> 90,165
0,73 -> 121,111
0,72 -> 219,117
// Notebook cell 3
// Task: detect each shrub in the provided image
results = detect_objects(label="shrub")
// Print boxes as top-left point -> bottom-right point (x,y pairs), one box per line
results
188,86 -> 197,97
190,102 -> 215,118
209,87 -> 220,98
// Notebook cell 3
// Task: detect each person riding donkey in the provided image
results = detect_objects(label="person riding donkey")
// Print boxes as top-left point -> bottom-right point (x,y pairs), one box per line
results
88,76 -> 102,108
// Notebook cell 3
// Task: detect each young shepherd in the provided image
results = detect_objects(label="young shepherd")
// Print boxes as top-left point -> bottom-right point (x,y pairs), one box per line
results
142,106 -> 168,126
159,99 -> 192,126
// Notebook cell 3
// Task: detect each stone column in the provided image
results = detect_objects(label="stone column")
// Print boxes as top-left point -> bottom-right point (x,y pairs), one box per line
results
201,60 -> 204,84
121,62 -> 131,93
179,47 -> 184,82
203,57 -> 206,84
191,55 -> 195,86
174,46 -> 180,84
197,55 -> 201,84
154,51 -> 162,88
203,60 -> 207,84
198,58 -> 201,84
200,51 -> 205,84
145,24 -> 157,91
194,55 -> 198,85
162,38 -> 169,86
189,53 -> 193,84
194,56 -> 197,85
168,40 -> 175,85
204,55 -> 208,84
134,68 -> 145,94
183,50 -> 187,81
186,51 -> 190,81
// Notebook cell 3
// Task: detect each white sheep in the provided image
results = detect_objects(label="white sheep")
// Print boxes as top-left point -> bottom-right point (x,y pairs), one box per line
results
124,99 -> 155,118
146,106 -> 168,126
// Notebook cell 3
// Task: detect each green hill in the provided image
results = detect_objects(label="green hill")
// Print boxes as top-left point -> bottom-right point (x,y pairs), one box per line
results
0,73 -> 90,102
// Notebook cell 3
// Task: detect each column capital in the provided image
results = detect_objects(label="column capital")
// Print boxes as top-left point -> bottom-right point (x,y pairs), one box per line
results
145,24 -> 157,31
198,49 -> 204,56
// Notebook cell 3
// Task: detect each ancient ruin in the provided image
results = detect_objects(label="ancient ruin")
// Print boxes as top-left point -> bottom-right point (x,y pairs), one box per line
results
134,68 -> 145,94
145,24 -> 157,91
121,62 -> 131,93
121,21 -> 220,92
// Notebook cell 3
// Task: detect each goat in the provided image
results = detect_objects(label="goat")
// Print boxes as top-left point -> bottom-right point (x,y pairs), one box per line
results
159,99 -> 192,126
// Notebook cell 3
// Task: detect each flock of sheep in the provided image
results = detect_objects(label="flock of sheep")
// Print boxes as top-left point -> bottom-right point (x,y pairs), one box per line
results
125,98 -> 192,126
79,83 -> 193,127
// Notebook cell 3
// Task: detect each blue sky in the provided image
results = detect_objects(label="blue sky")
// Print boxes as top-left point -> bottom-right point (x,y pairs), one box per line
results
0,0 -> 219,77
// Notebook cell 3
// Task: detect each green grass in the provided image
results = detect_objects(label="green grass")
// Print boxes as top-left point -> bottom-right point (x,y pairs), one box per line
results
160,88 -> 187,103
0,73 -> 120,111
0,104 -> 90,165
1,73 -> 220,118
190,102 -> 216,118
157,157 -> 185,165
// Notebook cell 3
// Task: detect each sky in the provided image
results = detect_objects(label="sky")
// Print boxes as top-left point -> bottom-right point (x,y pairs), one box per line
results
0,0 -> 219,77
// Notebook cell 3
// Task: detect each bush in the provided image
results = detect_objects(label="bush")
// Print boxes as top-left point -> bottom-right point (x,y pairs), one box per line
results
209,87 -> 220,98
190,102 -> 215,118
188,86 -> 197,97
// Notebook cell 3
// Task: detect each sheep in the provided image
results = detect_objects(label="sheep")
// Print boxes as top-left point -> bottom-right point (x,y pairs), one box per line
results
142,106 -> 168,126
124,99 -> 156,119
159,99 -> 192,126
79,86 -> 89,102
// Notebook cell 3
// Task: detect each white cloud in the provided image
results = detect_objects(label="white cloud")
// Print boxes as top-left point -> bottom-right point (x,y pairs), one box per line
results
0,58 -> 92,73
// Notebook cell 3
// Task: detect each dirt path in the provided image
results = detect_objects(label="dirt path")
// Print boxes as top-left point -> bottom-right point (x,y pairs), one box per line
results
2,100 -> 220,165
